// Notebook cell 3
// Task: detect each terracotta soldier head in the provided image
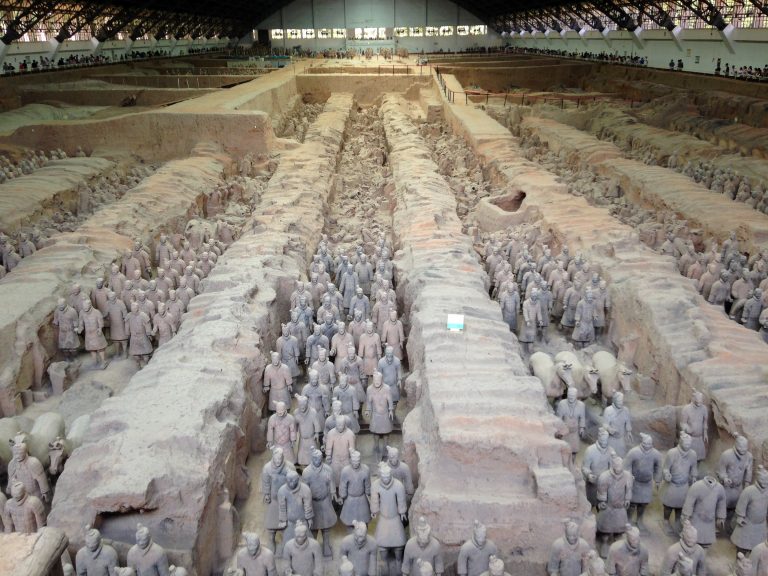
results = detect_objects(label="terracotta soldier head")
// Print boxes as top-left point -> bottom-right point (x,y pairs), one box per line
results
135,524 -> 152,550
244,532 -> 262,557
275,401 -> 287,417
335,415 -> 347,434
350,450 -> 362,470
415,517 -> 432,547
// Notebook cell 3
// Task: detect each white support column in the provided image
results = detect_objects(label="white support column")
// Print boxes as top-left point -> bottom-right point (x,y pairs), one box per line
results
719,23 -> 736,54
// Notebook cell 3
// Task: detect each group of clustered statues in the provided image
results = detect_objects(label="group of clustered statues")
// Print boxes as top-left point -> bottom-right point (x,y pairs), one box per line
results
0,147 -> 73,183
513,132 -> 768,341
49,221 -> 237,369
482,230 -> 611,352
661,230 -> 768,341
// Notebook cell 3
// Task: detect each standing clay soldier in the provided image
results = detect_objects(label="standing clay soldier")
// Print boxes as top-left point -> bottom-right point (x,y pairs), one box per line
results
125,302 -> 153,367
267,401 -> 297,464
108,263 -> 126,295
91,278 -> 110,318
325,415 -> 356,487
77,300 -> 109,369
386,446 -> 414,502
547,520 -> 590,576
381,309 -> 405,360
152,302 -> 175,347
276,325 -> 302,385
311,347 -> 336,389
305,324 -> 329,367
340,345 -> 366,402
378,346 -> 403,412
660,520 -> 706,576
573,289 -> 597,348
277,470 -> 314,544
597,455 -> 633,554
403,517 -> 444,576
606,525 -> 648,576
237,533 -> 276,576
6,438 -> 50,503
339,520 -> 378,576
106,291 -> 129,359
349,289 -> 371,322
623,434 -> 662,531
560,281 -> 582,331
680,391 -> 708,461
302,448 -> 337,557
731,466 -> 768,553
681,476 -> 726,547
662,432 -> 698,535
339,264 -> 359,315
302,370 -> 330,443
518,289 -> 542,352
127,524 -> 170,576
556,387 -> 586,463
349,309 -> 367,348
359,321 -> 382,386
261,447 -> 296,553
458,521 -> 498,576
603,392 -> 632,457
263,351 -> 292,412
339,450 -> 372,528
294,395 -> 320,468
333,375 -> 361,433
283,522 -> 323,576
717,435 -> 753,527
742,289 -> 764,330
371,463 -> 408,576
4,482 -> 45,533
499,284 -> 520,332
366,372 -> 394,458
53,297 -> 80,360
75,527 -> 119,576
331,322 -> 355,371
583,427 -> 614,509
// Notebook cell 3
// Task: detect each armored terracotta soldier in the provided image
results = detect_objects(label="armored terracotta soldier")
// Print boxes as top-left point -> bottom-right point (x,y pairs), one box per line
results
305,324 -> 329,367
659,520 -> 706,576
277,470 -> 314,544
349,309 -> 367,349
91,278 -> 110,318
358,321 -> 382,385
184,265 -> 201,294
339,264 -> 359,315
77,299 -> 109,369
606,525 -> 648,576
121,280 -> 136,309
499,284 -> 520,332
518,289 -> 541,352
623,433 -> 662,531
331,322 -> 355,371
403,517 -> 444,576
560,281 -> 582,331
662,432 -> 698,535
54,297 -> 81,359
371,463 -> 408,576
301,448 -> 337,557
283,521 -> 323,576
742,289 -> 764,330
135,290 -> 154,318
325,415 -> 356,487
381,309 -> 405,360
108,263 -> 126,295
458,521 -> 498,576
747,530 -> 768,575
294,395 -> 320,467
339,450 -> 372,527
556,387 -> 586,463
681,476 -> 726,546
4,482 -> 45,533
287,310 -> 310,361
263,351 -> 292,412
126,302 -> 153,367
261,447 -> 296,552
152,302 -> 175,347
126,524 -> 170,576
333,375 -> 361,433
311,347 -> 336,389
277,324 -> 302,384
372,294 -> 397,336
237,533 -> 276,576
378,346 -> 403,411
547,520 -> 591,576
166,290 -> 184,332
339,521 -> 377,576
156,234 -> 173,268
131,270 -> 149,292
309,274 -> 326,310
386,446 -> 414,501
680,391 -> 708,461
366,372 -> 394,458
731,466 -> 768,553
319,312 -> 338,343
603,392 -> 632,457
573,289 -> 597,348
267,401 -> 297,464
717,435 -> 753,527
75,527 -> 119,576
7,438 -> 50,503
145,280 -> 165,308
349,288 -> 371,322
106,291 -> 129,359
122,249 -> 141,280
317,292 -> 341,323
302,370 -> 331,441
597,455 -> 633,554
582,427 -> 613,509
340,345 -> 366,402
176,277 -> 195,309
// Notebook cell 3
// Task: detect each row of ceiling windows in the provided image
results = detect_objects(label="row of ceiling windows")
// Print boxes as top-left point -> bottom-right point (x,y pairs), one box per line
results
271,25 -> 488,40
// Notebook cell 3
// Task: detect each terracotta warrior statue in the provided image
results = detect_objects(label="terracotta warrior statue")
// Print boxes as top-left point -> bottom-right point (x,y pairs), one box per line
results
126,524 -> 170,576
458,521 -> 498,576
333,375 -> 361,434
358,321 -> 382,387
547,519 -> 591,576
366,371 -> 394,458
717,435 -> 753,529
277,470 -> 314,545
597,455 -> 633,555
261,447 -> 296,552
603,392 -> 632,457
402,517 -> 444,576
301,448 -> 337,557
681,476 -> 726,547
731,465 -> 768,553
339,520 -> 378,576
623,433 -> 662,532
662,432 -> 698,535
283,521 -> 323,576
325,415 -> 356,488
125,301 -> 153,367
7,438 -> 50,503
606,524 -> 648,576
75,527 -> 119,576
236,533 -> 276,576
293,395 -> 320,468
263,351 -> 292,412
276,324 -> 301,385
659,520 -> 706,576
378,346 -> 403,414
106,291 -> 129,359
371,463 -> 408,576
4,482 -> 45,533
582,427 -> 613,509
54,297 -> 81,360
556,386 -> 586,464
77,299 -> 109,369
680,391 -> 708,461
339,450 -> 372,528
267,401 -> 297,464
